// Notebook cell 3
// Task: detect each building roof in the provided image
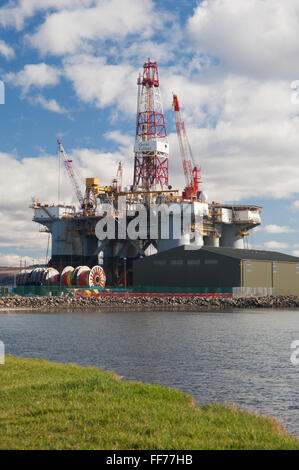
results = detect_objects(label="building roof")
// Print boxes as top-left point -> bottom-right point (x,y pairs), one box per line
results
139,245 -> 299,263
200,246 -> 299,262
210,203 -> 263,211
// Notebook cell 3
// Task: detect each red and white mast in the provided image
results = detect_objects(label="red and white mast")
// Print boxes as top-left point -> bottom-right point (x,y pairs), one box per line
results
133,58 -> 169,190
112,162 -> 123,193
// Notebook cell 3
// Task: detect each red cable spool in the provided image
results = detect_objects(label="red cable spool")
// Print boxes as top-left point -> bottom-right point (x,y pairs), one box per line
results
89,266 -> 106,289
44,267 -> 60,285
52,273 -> 60,285
61,266 -> 74,287
77,266 -> 90,287
71,266 -> 82,286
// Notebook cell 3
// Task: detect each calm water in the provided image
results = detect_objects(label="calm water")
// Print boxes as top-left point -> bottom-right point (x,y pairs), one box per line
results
0,309 -> 299,435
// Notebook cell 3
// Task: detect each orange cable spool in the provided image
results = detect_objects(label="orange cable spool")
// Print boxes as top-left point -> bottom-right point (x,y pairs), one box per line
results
61,266 -> 74,287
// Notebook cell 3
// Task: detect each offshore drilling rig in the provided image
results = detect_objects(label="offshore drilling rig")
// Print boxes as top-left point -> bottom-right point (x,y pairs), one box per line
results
31,58 -> 262,286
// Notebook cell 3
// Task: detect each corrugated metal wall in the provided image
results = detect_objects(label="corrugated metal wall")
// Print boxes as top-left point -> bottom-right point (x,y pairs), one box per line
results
133,246 -> 241,288
273,262 -> 299,295
241,259 -> 299,295
241,260 -> 272,288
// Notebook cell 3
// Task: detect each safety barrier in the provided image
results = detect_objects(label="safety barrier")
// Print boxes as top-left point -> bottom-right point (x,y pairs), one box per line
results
12,285 -> 232,298
0,286 -> 10,296
131,286 -> 233,294
13,285 -> 68,297
232,287 -> 275,297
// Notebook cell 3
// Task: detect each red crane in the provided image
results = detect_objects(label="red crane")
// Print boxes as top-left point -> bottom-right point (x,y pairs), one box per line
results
172,94 -> 202,200
57,139 -> 85,208
112,162 -> 123,193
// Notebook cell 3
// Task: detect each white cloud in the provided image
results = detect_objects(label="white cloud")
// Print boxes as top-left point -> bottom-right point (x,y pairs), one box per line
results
47,1 -> 299,203
0,208 -> 47,252
174,1 -> 299,201
105,130 -> 133,148
4,64 -> 65,113
261,225 -> 296,234
0,143 -> 133,259
121,41 -> 176,64
0,145 -> 132,213
2,0 -> 299,234
0,0 -> 92,30
71,146 -> 133,189
187,0 -> 299,79
291,200 -> 299,210
156,58 -> 299,202
63,55 -> 137,113
292,250 -> 299,257
0,253 -> 44,267
0,152 -> 63,212
0,40 -> 14,59
28,0 -> 159,56
264,241 -> 290,250
5,63 -> 61,95
32,95 -> 67,114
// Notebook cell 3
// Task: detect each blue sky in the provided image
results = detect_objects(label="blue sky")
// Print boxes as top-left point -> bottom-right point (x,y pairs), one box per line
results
0,0 -> 299,265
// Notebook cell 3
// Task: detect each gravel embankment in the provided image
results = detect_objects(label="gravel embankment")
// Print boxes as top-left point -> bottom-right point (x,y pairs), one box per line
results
1,295 -> 299,311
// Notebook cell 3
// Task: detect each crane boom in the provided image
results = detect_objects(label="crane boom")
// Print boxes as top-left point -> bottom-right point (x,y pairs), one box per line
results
172,94 -> 202,199
57,139 -> 85,208
112,162 -> 123,193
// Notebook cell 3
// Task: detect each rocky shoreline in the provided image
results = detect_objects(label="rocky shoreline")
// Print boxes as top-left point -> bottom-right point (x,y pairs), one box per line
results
1,295 -> 299,311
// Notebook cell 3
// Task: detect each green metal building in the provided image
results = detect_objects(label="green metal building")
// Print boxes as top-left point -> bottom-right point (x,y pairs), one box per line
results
133,246 -> 299,295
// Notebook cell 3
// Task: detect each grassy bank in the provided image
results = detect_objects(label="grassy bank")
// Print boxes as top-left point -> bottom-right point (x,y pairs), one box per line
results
0,356 -> 298,450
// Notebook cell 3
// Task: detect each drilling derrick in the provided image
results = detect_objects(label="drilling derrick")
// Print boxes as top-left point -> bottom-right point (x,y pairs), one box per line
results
133,58 -> 169,190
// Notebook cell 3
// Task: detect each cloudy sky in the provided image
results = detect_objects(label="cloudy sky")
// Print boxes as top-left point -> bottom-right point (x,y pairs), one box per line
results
1,0 -> 299,265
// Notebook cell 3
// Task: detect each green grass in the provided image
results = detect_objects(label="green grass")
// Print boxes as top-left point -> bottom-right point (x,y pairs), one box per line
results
0,355 -> 298,450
